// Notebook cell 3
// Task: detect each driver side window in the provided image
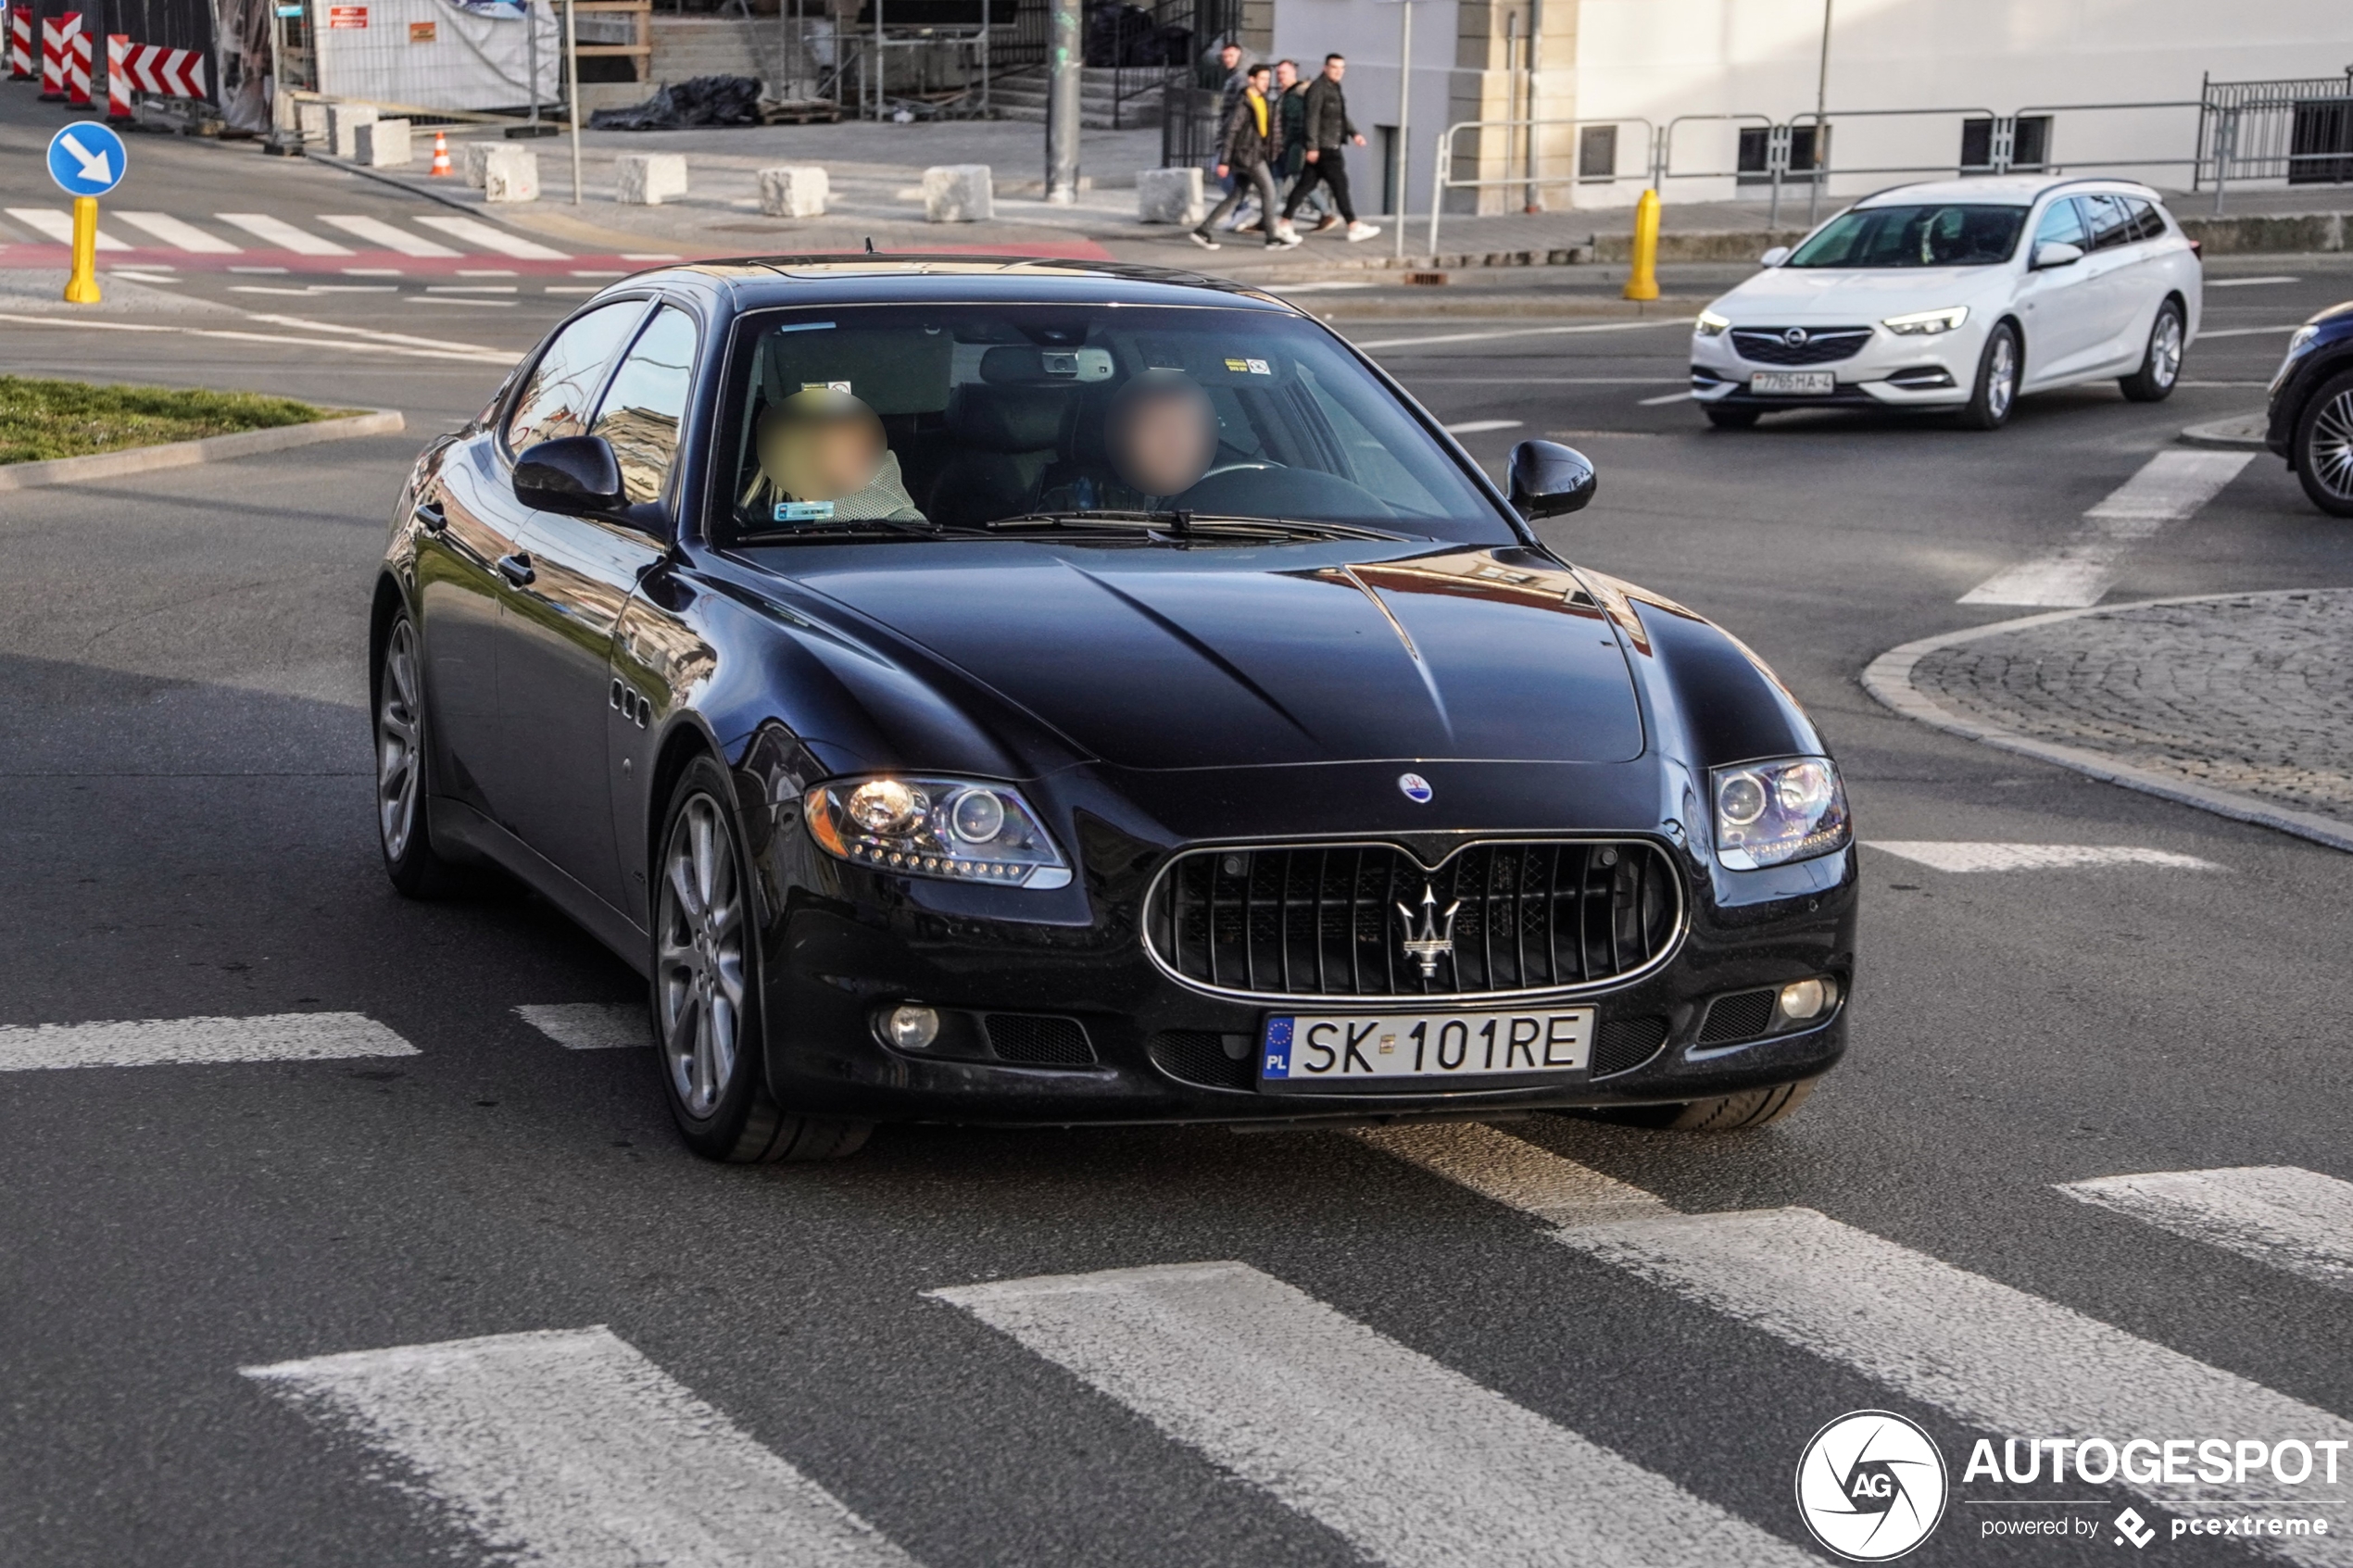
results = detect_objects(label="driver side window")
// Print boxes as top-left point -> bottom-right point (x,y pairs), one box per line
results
506,301 -> 647,454
2033,198 -> 2086,251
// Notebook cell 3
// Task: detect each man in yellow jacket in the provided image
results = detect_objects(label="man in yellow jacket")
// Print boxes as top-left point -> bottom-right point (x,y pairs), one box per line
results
1191,64 -> 1303,251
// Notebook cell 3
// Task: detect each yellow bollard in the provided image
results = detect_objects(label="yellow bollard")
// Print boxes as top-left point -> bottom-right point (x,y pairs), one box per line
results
63,195 -> 101,305
1622,187 -> 1661,303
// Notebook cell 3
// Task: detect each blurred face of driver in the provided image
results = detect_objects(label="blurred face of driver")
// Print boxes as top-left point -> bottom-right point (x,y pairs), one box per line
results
757,388 -> 884,501
1107,374 -> 1216,498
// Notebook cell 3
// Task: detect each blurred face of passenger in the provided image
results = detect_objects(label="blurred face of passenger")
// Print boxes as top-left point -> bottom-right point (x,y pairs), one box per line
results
757,388 -> 885,501
1106,374 -> 1217,498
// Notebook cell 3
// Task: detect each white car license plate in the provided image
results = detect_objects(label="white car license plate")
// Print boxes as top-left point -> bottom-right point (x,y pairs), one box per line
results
1751,370 -> 1835,395
1260,1008 -> 1594,1085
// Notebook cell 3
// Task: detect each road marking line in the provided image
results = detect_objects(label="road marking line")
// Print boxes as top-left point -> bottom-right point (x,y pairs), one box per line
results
1637,391 -> 1692,406
234,310 -> 510,355
1864,841 -> 2222,872
1353,1123 -> 1671,1225
2196,323 -> 2304,338
245,1326 -> 918,1568
1442,418 -> 1523,434
6,206 -> 129,249
932,1261 -> 1817,1568
216,213 -> 355,256
0,310 -> 514,364
0,1012 -> 417,1071
1353,318 -> 1692,351
112,210 -> 240,252
426,283 -> 519,293
409,296 -> 520,308
516,1003 -> 646,1050
415,215 -> 571,259
2206,277 -> 2299,288
316,214 -> 462,256
1959,449 -> 2252,607
2061,1166 -> 2353,1294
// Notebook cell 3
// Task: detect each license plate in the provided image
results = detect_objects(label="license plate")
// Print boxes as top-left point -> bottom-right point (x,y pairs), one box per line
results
1259,1009 -> 1594,1085
1751,370 -> 1835,395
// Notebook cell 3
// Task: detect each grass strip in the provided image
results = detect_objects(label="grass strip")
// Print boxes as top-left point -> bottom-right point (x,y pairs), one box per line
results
0,376 -> 350,464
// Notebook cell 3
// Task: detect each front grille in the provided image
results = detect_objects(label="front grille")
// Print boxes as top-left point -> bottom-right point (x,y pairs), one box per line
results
1145,840 -> 1681,1001
1150,1029 -> 1256,1090
1730,326 -> 1872,366
1697,989 -> 1777,1045
982,1014 -> 1096,1066
1591,1015 -> 1670,1077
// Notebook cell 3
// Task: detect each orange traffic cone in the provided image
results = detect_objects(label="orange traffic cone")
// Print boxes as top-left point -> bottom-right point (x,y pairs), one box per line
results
429,131 -> 453,177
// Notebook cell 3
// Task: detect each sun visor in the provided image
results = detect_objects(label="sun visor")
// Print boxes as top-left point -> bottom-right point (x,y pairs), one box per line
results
758,325 -> 953,416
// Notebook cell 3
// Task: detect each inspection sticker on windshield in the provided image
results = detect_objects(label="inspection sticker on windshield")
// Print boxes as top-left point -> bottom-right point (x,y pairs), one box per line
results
1259,1008 -> 1593,1085
1224,358 -> 1272,375
1751,370 -> 1834,395
774,500 -> 835,521
801,381 -> 851,395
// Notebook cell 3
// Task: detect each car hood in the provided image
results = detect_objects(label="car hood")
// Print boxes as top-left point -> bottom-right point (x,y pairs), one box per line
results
772,542 -> 1647,770
1715,264 -> 2012,319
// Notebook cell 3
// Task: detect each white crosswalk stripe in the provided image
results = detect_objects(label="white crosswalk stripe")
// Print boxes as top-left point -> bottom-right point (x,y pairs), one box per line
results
216,212 -> 354,256
415,214 -> 570,259
6,206 -> 130,249
2063,1166 -> 2353,1295
245,1326 -> 918,1568
1960,449 -> 2253,607
1866,841 -> 2222,872
932,1261 -> 1818,1568
515,1002 -> 647,1050
316,214 -> 463,257
0,1011 -> 417,1071
112,210 -> 241,252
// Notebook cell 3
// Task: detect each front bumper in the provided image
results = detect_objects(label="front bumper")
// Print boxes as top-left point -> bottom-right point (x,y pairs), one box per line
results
1688,320 -> 1980,410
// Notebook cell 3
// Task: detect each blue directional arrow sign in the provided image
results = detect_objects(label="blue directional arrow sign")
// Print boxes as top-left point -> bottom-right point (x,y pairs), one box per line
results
47,123 -> 127,198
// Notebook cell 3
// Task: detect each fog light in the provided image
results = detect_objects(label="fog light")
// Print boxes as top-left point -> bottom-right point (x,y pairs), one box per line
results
883,1005 -> 939,1050
1778,978 -> 1835,1022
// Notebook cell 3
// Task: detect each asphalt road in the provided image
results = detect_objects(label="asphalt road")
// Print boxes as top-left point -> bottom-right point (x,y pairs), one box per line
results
6,118 -> 2353,1564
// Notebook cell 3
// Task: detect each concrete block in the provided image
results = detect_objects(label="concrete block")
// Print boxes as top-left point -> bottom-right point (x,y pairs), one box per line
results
922,163 -> 993,223
462,140 -> 497,189
483,145 -> 541,204
615,151 -> 689,206
296,100 -> 329,145
354,118 -> 411,168
1136,166 -> 1203,226
326,101 -> 376,160
758,165 -> 829,219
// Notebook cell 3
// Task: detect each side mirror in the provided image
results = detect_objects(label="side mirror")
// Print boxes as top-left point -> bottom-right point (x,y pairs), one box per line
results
513,434 -> 625,515
1758,245 -> 1792,268
1506,440 -> 1596,521
2031,240 -> 2082,270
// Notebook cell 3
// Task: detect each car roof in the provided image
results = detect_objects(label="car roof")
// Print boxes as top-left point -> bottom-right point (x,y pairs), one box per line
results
593,255 -> 1308,316
1855,175 -> 2162,209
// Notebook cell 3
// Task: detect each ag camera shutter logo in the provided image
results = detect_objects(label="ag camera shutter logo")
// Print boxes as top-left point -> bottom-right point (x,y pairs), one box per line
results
1795,1410 -> 1949,1561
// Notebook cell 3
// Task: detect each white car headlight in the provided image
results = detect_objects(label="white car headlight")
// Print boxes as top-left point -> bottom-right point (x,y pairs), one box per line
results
1694,309 -> 1732,338
1712,758 -> 1851,871
1881,307 -> 1969,336
805,776 -> 1071,888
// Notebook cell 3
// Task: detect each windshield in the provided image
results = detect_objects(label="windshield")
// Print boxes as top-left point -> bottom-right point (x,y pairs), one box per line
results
716,304 -> 1515,543
1786,204 -> 2028,268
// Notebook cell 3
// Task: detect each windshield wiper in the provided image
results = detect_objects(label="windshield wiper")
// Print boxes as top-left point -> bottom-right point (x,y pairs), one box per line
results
986,510 -> 1405,543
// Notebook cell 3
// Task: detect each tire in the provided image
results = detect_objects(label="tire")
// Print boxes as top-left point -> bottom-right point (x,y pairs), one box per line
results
2119,299 -> 2184,402
1579,1079 -> 1816,1133
2292,368 -> 2353,518
653,755 -> 872,1162
373,612 -> 468,898
1704,405 -> 1760,429
1955,322 -> 2020,430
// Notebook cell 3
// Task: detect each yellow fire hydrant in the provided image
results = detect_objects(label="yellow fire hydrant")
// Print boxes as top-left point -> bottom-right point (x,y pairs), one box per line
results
1622,188 -> 1661,303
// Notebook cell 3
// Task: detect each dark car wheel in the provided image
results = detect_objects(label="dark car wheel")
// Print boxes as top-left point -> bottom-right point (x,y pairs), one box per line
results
1580,1079 -> 1816,1132
2119,299 -> 2184,403
1956,322 -> 2020,430
374,613 -> 465,897
1704,405 -> 1760,429
2293,368 -> 2353,518
654,755 -> 872,1162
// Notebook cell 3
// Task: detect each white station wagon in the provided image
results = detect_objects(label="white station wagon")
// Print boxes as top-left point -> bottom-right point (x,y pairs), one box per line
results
1689,175 -> 2203,430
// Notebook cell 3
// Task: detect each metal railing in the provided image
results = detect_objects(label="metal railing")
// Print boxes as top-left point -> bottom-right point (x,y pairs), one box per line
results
1426,116 -> 1654,255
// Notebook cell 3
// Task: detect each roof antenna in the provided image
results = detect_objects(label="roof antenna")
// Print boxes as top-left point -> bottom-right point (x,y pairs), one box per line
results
864,236 -> 876,255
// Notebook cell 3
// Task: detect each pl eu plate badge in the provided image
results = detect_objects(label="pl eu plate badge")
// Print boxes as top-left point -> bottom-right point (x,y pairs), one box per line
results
1261,1017 -> 1295,1080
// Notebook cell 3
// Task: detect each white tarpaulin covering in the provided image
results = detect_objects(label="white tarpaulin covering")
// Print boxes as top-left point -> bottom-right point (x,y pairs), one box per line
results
313,0 -> 560,113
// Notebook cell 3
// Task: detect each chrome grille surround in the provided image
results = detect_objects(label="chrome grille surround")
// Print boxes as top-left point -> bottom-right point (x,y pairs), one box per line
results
1141,838 -> 1687,1005
1730,326 -> 1874,366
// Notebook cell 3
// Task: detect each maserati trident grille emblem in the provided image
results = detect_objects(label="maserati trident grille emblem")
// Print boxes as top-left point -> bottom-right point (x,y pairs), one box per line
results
1396,884 -> 1462,978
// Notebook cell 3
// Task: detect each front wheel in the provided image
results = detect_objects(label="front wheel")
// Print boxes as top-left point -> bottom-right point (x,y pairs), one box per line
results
653,755 -> 872,1162
1578,1079 -> 1816,1132
2119,299 -> 2184,402
374,613 -> 466,897
2292,368 -> 2353,518
1955,322 -> 2020,430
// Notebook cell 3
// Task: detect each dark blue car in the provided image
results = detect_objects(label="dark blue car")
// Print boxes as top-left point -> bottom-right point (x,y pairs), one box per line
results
2266,299 -> 2353,515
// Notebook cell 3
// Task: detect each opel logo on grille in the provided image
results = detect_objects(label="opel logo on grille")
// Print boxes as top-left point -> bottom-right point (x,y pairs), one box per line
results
1783,327 -> 1810,346
1396,884 -> 1461,978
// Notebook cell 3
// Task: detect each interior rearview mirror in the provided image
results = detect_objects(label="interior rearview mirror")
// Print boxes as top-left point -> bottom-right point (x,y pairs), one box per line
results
1759,245 -> 1792,268
1507,440 -> 1596,521
514,435 -> 625,515
2031,240 -> 2083,270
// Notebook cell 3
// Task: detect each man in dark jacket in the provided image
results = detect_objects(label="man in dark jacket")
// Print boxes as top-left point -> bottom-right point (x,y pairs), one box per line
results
1190,64 -> 1302,250
1283,53 -> 1381,242
1269,58 -> 1331,231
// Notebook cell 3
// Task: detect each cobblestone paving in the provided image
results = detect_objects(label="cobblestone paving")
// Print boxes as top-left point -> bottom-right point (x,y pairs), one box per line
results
1912,590 -> 2353,829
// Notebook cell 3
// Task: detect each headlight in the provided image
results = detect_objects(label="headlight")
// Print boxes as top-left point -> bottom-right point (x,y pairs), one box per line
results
1711,758 -> 1851,871
1694,309 -> 1732,338
2282,324 -> 2322,364
1881,307 -> 1969,336
804,776 -> 1072,889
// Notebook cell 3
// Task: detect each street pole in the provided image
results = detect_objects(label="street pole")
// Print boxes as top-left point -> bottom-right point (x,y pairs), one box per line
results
1523,0 -> 1540,213
1807,0 -> 1830,224
525,0 -> 541,132
65,194 -> 99,303
564,0 -> 582,202
1044,0 -> 1077,203
1392,0 -> 1410,260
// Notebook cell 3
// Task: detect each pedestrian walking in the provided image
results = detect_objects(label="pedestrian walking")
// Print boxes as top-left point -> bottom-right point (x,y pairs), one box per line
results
1191,63 -> 1302,251
1269,58 -> 1331,232
1202,41 -> 1257,221
1283,54 -> 1381,243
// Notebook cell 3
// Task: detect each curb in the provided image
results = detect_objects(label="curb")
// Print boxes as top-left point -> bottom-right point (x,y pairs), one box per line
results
1859,590 -> 2353,856
2179,411 -> 2269,450
0,409 -> 407,492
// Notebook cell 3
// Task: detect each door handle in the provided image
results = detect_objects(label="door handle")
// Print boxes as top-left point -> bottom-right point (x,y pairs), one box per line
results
497,551 -> 535,587
412,498 -> 447,533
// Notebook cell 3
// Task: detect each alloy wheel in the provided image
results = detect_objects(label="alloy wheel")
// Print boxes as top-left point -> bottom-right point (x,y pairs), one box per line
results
2311,390 -> 2353,501
658,794 -> 747,1118
2149,309 -> 2183,389
1986,332 -> 2017,420
376,621 -> 422,861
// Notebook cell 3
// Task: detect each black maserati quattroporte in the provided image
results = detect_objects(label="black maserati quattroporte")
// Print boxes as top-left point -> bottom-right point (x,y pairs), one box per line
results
371,257 -> 1856,1161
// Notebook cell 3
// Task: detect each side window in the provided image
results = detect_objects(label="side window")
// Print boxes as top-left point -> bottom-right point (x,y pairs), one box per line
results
2079,194 -> 2134,253
506,301 -> 646,454
2032,197 -> 2086,251
2124,197 -> 2166,243
591,306 -> 698,507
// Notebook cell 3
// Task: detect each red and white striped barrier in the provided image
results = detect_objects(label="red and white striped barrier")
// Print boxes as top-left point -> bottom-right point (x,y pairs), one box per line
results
64,18 -> 90,106
106,31 -> 129,117
6,6 -> 31,80
122,40 -> 206,97
37,13 -> 71,98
